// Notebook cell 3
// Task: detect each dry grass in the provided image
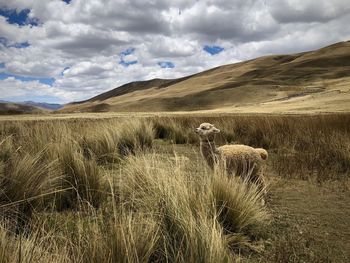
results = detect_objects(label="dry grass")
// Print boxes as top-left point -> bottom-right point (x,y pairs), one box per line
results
152,114 -> 350,181
0,225 -> 67,263
54,141 -> 102,210
0,146 -> 61,233
0,116 -> 268,262
0,113 -> 348,262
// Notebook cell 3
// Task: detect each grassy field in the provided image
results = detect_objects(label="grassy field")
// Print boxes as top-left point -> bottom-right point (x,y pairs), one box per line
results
0,113 -> 349,262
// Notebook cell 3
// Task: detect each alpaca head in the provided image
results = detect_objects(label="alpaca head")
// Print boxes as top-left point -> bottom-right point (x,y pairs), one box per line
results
195,123 -> 220,141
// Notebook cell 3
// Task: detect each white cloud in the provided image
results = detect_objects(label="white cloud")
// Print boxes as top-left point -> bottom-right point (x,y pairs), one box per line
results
269,0 -> 350,23
147,36 -> 198,58
0,77 -> 77,102
0,0 -> 349,103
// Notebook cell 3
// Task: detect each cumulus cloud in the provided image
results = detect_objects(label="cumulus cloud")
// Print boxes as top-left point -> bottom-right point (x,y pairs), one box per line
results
269,0 -> 350,23
0,77 -> 77,102
0,0 -> 349,103
174,1 -> 279,42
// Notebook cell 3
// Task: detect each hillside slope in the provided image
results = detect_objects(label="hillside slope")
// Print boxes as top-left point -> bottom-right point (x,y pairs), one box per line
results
0,102 -> 45,115
62,41 -> 350,113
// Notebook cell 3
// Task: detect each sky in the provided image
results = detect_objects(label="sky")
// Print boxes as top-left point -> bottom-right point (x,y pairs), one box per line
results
0,0 -> 350,104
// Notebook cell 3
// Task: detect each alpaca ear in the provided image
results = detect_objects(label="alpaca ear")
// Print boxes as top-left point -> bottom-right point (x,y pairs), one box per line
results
214,128 -> 220,133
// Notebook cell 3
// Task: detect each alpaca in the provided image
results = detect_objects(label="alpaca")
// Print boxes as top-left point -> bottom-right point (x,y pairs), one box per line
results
195,122 -> 268,192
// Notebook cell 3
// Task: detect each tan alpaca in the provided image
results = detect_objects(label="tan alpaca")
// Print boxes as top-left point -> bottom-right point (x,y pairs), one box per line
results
195,122 -> 268,191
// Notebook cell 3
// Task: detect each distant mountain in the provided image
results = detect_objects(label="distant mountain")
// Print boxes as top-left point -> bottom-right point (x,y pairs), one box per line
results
0,100 -> 63,114
21,101 -> 63,110
0,102 -> 45,115
61,40 -> 350,114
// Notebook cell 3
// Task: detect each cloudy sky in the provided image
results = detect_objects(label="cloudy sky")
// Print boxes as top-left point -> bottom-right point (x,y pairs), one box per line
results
0,0 -> 350,103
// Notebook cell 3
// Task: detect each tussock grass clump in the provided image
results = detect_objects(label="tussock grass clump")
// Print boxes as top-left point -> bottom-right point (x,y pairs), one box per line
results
152,117 -> 197,144
0,121 -> 73,156
0,225 -> 67,263
63,213 -> 161,263
23,122 -> 73,154
80,124 -> 120,163
115,153 -> 268,261
55,142 -> 102,209
116,154 -> 233,262
0,150 -> 60,232
117,119 -> 154,155
79,119 -> 154,162
212,172 -> 269,234
0,136 -> 15,162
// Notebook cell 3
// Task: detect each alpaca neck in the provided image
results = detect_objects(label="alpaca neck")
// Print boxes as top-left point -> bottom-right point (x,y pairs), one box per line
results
200,139 -> 219,169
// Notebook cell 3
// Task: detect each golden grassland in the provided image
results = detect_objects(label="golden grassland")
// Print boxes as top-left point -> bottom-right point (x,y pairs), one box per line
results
0,113 -> 350,262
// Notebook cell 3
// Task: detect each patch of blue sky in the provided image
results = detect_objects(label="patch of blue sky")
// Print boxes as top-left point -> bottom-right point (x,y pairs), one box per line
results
10,41 -> 30,48
0,37 -> 30,49
203,45 -> 224,55
0,62 -> 5,68
62,0 -> 72,4
120,47 -> 135,56
0,73 -> 55,86
158,61 -> 175,68
119,47 -> 137,67
60,66 -> 71,76
4,95 -> 64,104
119,60 -> 138,67
0,8 -> 39,26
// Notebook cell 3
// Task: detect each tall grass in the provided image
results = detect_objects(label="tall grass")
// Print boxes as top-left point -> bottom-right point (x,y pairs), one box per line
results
152,117 -> 197,144
0,147 -> 61,233
79,119 -> 154,163
80,122 -> 120,163
116,119 -> 154,155
54,141 -> 102,210
0,223 -> 70,263
114,153 -> 268,261
152,114 -> 350,180
0,151 -> 268,262
1,113 -> 347,261
212,174 -> 268,234
0,118 -> 155,227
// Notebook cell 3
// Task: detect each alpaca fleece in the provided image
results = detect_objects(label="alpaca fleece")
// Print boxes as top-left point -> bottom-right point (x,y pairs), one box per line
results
217,144 -> 267,183
196,122 -> 268,190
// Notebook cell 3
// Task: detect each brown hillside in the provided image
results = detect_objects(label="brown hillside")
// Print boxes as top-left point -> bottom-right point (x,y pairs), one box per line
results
0,102 -> 45,115
61,41 -> 350,113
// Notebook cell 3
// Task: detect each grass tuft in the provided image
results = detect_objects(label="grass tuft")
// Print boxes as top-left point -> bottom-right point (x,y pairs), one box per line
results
55,142 -> 102,210
0,149 -> 60,232
211,172 -> 269,233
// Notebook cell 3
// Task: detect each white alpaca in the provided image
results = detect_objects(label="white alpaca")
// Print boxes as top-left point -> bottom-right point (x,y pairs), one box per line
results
195,122 -> 268,191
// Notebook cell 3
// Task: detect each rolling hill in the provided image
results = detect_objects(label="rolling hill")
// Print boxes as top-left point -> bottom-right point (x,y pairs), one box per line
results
0,102 -> 46,115
61,40 -> 350,113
